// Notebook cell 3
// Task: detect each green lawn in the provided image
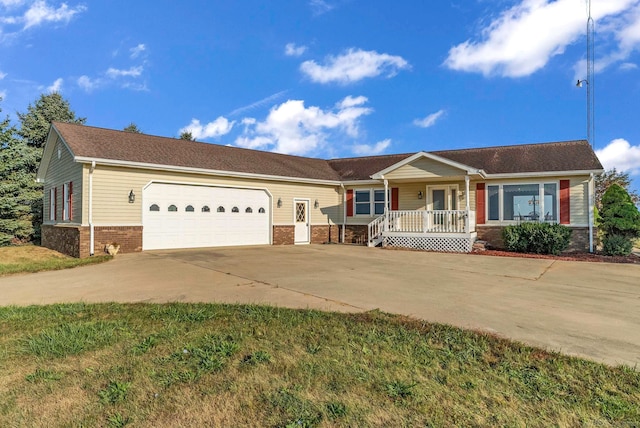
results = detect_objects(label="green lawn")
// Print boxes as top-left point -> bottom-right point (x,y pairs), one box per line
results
0,303 -> 638,427
0,246 -> 111,276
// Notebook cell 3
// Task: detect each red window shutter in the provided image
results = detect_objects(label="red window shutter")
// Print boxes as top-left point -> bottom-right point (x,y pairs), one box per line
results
391,188 -> 399,211
54,187 -> 58,221
346,189 -> 354,217
476,183 -> 486,225
68,181 -> 73,221
560,180 -> 570,224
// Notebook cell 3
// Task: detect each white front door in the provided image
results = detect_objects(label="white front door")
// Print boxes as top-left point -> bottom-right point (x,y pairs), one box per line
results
294,199 -> 310,244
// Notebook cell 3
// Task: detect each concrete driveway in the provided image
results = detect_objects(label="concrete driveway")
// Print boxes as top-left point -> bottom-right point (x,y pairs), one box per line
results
1,245 -> 639,367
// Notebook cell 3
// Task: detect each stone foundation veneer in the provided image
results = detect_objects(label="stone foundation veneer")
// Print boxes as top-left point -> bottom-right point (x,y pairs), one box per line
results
41,224 -> 142,258
476,225 -> 595,252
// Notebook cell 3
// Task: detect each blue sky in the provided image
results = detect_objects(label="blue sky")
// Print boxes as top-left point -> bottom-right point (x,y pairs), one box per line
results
1,0 -> 640,190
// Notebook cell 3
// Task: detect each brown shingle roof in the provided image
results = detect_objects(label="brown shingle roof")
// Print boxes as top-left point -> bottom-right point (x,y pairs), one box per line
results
433,140 -> 603,174
53,123 -> 603,182
53,122 -> 342,181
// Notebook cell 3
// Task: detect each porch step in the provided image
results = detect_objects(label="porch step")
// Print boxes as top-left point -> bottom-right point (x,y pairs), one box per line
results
368,236 -> 383,247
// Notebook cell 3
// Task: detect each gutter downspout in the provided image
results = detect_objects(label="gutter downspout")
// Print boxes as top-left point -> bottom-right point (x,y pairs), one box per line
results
89,161 -> 96,256
588,173 -> 594,253
340,184 -> 346,244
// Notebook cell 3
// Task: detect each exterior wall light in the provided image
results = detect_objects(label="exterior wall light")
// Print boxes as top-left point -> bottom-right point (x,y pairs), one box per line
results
418,191 -> 423,200
314,199 -> 319,209
277,197 -> 282,208
128,190 -> 135,203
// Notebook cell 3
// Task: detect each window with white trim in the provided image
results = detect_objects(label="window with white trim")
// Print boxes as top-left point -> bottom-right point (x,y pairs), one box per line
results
487,182 -> 558,222
49,188 -> 56,221
354,189 -> 388,216
62,182 -> 72,221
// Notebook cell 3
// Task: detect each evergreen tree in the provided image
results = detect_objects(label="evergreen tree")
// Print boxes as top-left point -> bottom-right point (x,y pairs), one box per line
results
179,130 -> 195,141
7,93 -> 86,244
0,103 -> 41,245
17,92 -> 85,150
600,184 -> 640,239
124,122 -> 142,133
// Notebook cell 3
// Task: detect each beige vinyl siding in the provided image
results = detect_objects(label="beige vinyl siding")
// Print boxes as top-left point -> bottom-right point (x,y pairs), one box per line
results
570,177 -> 589,225
43,136 -> 83,224
85,165 -> 341,226
384,158 -> 465,180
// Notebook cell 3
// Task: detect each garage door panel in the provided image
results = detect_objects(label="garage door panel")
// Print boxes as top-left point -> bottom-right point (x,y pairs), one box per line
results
143,184 -> 270,250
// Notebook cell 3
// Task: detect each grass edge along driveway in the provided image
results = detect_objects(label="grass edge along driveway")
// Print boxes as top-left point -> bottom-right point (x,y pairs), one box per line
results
1,302 -> 639,427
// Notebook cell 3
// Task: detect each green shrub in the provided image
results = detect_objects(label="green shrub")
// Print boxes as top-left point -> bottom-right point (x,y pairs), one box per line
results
602,234 -> 633,256
502,223 -> 572,255
600,184 -> 640,239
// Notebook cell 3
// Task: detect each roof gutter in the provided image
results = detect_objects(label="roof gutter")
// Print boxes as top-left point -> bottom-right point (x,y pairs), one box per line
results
74,157 -> 342,187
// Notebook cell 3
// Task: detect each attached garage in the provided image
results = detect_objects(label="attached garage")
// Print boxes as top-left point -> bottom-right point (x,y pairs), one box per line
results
142,183 -> 271,250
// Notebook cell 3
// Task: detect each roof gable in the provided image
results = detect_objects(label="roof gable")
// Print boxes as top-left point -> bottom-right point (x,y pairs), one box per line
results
371,151 -> 481,180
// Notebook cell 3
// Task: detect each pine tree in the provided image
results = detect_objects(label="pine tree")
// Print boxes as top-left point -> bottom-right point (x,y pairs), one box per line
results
17,92 -> 85,150
124,122 -> 142,133
0,104 -> 42,245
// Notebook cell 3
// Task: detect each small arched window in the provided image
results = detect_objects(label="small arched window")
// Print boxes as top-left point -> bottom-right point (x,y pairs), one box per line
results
232,206 -> 239,213
245,207 -> 253,213
149,204 -> 160,212
168,205 -> 178,212
202,205 -> 210,213
217,206 -> 225,213
258,207 -> 266,213
185,205 -> 194,212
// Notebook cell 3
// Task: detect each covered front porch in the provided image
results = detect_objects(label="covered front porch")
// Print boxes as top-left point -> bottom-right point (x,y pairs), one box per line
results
368,209 -> 477,252
361,151 -> 482,253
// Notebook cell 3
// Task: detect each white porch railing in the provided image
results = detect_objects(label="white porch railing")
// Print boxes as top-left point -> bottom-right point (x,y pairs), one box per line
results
368,210 -> 474,247
387,210 -> 470,233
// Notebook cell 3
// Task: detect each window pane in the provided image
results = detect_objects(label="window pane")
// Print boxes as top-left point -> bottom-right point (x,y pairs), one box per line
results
374,202 -> 385,215
374,190 -> 385,202
355,191 -> 370,203
503,184 -> 540,221
488,185 -> 499,221
544,184 -> 557,221
355,204 -> 370,215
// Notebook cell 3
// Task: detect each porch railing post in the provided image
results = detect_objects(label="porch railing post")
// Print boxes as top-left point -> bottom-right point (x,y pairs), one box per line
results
383,178 -> 389,232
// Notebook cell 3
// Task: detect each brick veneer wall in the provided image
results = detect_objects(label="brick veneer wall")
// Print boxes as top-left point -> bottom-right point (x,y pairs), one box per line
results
477,225 -> 595,252
93,226 -> 142,255
41,224 -> 143,258
342,225 -> 368,245
310,225 -> 340,244
273,225 -> 295,245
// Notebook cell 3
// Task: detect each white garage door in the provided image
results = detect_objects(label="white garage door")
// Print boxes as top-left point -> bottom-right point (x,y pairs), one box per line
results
143,183 -> 271,250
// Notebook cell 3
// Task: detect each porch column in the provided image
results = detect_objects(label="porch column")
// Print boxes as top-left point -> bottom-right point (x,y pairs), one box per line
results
383,178 -> 389,230
464,175 -> 470,233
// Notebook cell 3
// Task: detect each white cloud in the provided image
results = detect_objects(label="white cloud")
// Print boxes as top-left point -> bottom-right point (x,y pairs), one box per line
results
352,139 -> 391,156
0,90 -> 6,100
285,42 -> 307,57
300,48 -> 410,84
0,0 -> 24,7
413,109 -> 446,128
444,0 -> 639,78
0,71 -> 6,79
129,43 -> 146,59
46,77 -> 62,93
23,0 -> 87,29
106,66 -> 143,78
596,138 -> 640,175
619,62 -> 638,70
235,96 -> 373,156
309,0 -> 334,15
77,75 -> 99,92
179,117 -> 235,140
